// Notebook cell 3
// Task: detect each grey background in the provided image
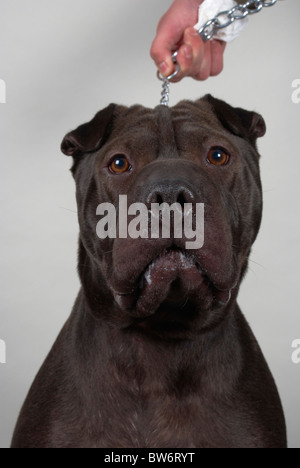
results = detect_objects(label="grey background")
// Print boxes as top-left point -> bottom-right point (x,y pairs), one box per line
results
0,0 -> 299,448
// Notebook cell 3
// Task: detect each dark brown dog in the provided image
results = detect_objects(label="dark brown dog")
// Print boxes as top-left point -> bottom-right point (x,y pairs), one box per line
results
11,96 -> 287,448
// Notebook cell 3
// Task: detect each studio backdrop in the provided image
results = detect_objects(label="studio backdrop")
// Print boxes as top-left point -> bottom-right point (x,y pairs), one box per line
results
0,0 -> 299,448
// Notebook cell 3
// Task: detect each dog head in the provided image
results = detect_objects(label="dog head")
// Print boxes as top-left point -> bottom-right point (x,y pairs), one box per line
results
61,96 -> 266,338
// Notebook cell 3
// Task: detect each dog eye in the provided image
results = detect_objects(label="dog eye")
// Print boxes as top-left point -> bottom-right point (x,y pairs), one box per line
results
207,148 -> 229,166
109,155 -> 131,174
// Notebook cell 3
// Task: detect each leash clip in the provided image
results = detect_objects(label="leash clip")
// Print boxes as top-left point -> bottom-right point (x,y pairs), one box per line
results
157,51 -> 180,107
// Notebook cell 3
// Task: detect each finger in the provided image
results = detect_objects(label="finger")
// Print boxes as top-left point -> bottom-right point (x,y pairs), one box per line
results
182,27 -> 210,80
180,28 -> 226,81
183,27 -> 205,58
151,39 -> 176,77
170,44 -> 193,82
195,42 -> 212,81
150,15 -> 184,77
171,28 -> 206,82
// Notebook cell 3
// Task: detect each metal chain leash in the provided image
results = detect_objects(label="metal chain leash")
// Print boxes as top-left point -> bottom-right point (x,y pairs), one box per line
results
157,0 -> 278,106
198,0 -> 278,41
158,51 -> 180,106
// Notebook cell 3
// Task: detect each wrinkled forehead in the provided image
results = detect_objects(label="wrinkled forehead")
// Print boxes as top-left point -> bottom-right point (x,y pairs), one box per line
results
109,101 -> 224,143
105,101 -> 235,160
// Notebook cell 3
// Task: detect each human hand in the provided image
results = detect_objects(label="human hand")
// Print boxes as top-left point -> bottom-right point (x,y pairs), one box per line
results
151,0 -> 226,82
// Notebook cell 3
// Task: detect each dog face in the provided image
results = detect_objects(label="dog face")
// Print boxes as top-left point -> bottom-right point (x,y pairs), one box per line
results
61,95 -> 266,337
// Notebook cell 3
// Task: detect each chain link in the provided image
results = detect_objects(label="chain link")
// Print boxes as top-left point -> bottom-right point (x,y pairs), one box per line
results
157,51 -> 180,106
158,0 -> 279,106
198,0 -> 278,42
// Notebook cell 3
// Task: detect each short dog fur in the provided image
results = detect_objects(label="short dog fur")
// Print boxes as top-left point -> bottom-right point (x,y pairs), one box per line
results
11,96 -> 287,448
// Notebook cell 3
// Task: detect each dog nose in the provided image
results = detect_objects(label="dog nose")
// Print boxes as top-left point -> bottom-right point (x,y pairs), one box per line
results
135,160 -> 201,209
146,183 -> 197,208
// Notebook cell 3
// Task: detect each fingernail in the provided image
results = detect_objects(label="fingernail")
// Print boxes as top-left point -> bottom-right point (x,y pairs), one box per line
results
183,45 -> 193,60
158,61 -> 168,75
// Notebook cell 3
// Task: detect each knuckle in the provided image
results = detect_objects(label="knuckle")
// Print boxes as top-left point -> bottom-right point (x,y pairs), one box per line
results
150,44 -> 159,61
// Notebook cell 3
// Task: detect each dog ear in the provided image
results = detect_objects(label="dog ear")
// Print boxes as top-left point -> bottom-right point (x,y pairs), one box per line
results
203,94 -> 266,147
61,103 -> 116,157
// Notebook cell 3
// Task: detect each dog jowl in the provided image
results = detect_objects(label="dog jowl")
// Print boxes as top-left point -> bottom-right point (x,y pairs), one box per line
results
11,96 -> 287,448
